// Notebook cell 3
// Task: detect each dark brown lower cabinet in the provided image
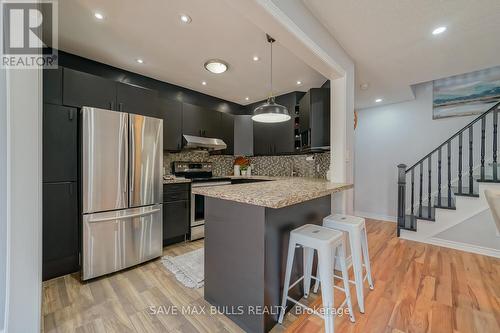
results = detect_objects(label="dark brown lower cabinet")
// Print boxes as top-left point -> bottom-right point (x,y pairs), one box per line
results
163,183 -> 190,245
43,182 -> 79,281
163,200 -> 190,243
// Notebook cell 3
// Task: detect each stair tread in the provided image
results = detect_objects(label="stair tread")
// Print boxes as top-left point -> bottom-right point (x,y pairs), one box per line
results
415,205 -> 436,221
399,215 -> 417,232
433,196 -> 456,210
453,185 -> 479,197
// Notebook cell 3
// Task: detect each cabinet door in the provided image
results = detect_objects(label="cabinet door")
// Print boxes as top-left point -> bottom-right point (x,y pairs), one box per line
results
116,83 -> 159,116
63,68 -> 117,110
43,67 -> 62,104
273,94 -> 295,154
182,103 -> 221,138
299,91 -> 310,133
220,112 -> 234,154
203,109 -> 221,138
43,104 -> 77,182
43,182 -> 79,281
159,98 -> 183,151
163,200 -> 189,242
253,121 -> 273,155
272,120 -> 294,154
182,103 -> 204,136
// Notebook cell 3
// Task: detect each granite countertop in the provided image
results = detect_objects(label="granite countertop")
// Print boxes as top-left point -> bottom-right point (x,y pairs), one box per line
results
191,176 -> 353,209
162,177 -> 192,185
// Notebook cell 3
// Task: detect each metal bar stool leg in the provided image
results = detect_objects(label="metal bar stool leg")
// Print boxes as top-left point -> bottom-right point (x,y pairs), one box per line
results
337,241 -> 355,323
348,230 -> 365,313
361,226 -> 374,290
278,239 -> 297,324
303,247 -> 314,298
318,245 -> 335,333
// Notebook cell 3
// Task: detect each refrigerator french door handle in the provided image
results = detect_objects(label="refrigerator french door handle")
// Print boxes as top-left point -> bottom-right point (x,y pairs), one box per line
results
123,117 -> 128,193
130,120 -> 135,193
87,208 -> 161,223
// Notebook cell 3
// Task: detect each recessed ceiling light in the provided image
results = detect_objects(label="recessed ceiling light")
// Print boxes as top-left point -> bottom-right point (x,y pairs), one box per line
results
360,83 -> 369,90
296,81 -> 302,85
180,14 -> 191,24
432,26 -> 447,35
136,58 -> 144,64
204,59 -> 228,74
201,81 -> 207,85
94,12 -> 104,20
375,98 -> 383,103
245,97 -> 250,101
253,56 -> 259,61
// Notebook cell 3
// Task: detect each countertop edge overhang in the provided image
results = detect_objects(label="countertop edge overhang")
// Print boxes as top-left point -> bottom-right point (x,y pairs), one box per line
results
192,177 -> 353,209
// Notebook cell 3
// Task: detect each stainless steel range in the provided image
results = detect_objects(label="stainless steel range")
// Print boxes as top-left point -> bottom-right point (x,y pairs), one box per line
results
172,161 -> 231,240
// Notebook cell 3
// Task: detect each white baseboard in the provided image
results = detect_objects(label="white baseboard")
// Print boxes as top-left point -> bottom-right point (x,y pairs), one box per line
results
402,236 -> 500,258
354,211 -> 397,223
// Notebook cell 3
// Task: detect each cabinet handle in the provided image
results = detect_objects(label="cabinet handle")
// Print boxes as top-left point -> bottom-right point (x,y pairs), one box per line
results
68,109 -> 74,121
69,183 -> 74,195
119,103 -> 123,112
109,101 -> 114,110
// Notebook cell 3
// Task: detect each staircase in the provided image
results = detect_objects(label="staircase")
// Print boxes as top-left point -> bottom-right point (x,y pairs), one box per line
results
397,101 -> 500,256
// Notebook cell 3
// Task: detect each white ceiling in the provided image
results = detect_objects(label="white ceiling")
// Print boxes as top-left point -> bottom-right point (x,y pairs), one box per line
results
303,0 -> 500,109
57,0 -> 326,105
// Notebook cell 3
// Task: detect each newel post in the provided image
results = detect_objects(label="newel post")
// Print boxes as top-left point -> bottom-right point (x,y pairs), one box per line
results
397,164 -> 407,237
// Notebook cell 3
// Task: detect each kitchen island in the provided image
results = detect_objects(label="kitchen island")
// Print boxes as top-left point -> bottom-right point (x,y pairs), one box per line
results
192,177 -> 352,333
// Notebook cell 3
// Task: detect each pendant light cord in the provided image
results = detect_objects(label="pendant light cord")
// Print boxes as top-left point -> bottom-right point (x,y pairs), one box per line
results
270,39 -> 273,98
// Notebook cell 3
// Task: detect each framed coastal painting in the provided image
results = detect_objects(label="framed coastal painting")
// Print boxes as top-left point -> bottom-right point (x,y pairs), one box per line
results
433,66 -> 500,119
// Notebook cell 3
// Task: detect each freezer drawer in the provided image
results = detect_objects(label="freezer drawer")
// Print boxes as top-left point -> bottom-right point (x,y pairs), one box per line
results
82,204 -> 163,280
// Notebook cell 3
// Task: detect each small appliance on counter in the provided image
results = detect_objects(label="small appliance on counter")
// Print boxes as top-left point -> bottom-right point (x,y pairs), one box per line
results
81,107 -> 163,280
172,161 -> 231,240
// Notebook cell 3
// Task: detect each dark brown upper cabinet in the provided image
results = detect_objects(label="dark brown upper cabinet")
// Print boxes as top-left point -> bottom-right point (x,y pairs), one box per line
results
220,112 -> 234,155
116,82 -> 159,116
159,97 -> 183,151
62,68 -> 116,110
299,88 -> 330,150
43,67 -> 62,105
43,104 -> 78,182
182,103 -> 221,138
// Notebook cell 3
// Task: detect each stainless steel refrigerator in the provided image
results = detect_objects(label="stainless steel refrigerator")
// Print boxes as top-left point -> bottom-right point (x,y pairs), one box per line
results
81,107 -> 163,280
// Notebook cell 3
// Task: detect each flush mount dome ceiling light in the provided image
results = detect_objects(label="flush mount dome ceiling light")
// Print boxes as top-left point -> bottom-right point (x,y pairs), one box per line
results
204,59 -> 228,74
432,26 -> 447,35
252,34 -> 291,123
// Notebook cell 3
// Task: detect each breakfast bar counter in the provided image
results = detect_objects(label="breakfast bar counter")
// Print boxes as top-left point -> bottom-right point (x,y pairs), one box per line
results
193,177 -> 352,333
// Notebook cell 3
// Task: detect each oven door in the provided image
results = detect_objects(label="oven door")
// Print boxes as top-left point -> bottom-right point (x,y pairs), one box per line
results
190,181 -> 232,240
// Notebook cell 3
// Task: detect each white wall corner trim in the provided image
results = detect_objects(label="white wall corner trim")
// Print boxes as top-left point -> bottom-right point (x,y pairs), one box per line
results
354,211 -> 397,223
4,64 -> 43,333
255,0 -> 346,77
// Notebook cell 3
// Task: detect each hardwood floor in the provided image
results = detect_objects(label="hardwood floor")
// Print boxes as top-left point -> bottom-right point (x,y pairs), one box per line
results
41,220 -> 500,333
275,220 -> 500,333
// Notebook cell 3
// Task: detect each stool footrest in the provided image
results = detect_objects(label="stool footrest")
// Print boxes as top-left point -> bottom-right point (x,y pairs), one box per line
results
286,296 -> 325,320
288,276 -> 304,291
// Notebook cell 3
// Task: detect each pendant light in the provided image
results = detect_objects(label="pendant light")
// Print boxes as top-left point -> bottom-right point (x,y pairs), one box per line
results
251,34 -> 291,123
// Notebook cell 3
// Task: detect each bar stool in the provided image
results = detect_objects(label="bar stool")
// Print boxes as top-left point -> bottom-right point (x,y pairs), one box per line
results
318,214 -> 374,314
278,224 -> 355,333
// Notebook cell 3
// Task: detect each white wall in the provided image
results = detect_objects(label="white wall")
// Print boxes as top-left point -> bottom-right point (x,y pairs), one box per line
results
3,67 -> 43,332
354,82 -> 477,220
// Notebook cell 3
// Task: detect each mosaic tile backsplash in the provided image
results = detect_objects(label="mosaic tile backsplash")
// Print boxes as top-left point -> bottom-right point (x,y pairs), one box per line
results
163,151 -> 330,179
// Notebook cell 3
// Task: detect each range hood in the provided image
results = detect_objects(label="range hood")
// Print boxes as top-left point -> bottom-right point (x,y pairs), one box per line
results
183,134 -> 227,151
